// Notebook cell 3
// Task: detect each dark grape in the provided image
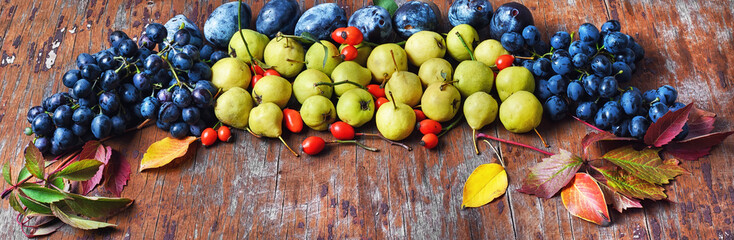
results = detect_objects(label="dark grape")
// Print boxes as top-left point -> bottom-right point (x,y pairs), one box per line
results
210,51 -> 228,63
91,114 -> 112,139
532,58 -> 553,78
172,88 -> 192,108
172,53 -> 193,70
522,25 -> 540,46
140,97 -> 160,120
98,53 -> 119,70
144,54 -> 164,71
101,70 -> 121,91
189,121 -> 206,137
72,106 -> 94,125
603,32 -> 628,54
181,107 -> 200,124
578,23 -> 599,43
648,102 -> 668,122
192,88 -> 213,107
133,72 -> 152,91
582,74 -> 601,97
27,106 -> 45,123
200,45 -> 215,61
145,23 -> 167,43
567,81 -> 585,102
52,105 -> 73,128
119,83 -> 140,104
575,101 -> 598,121
620,90 -> 642,115
656,85 -> 677,106
521,59 -> 534,71
62,70 -> 82,88
572,53 -> 589,68
194,81 -> 219,96
174,29 -> 192,46
642,89 -> 657,104
34,137 -> 51,153
535,79 -> 553,102
80,64 -> 102,80
594,102 -> 622,130
111,116 -> 126,135
547,75 -> 566,95
629,116 -> 649,139
53,127 -> 76,150
612,62 -> 632,83
118,39 -> 139,58
670,102 -> 686,112
611,119 -> 630,137
188,62 -> 212,82
601,20 -> 621,33
551,55 -> 573,75
32,114 -> 54,137
109,30 -> 130,47
157,89 -> 173,102
99,92 -> 120,115
181,45 -> 200,61
158,102 -> 181,123
138,34 -> 156,50
500,32 -> 525,52
598,76 -> 618,98
590,55 -> 612,76
169,122 -> 189,138
78,95 -> 97,108
550,31 -> 571,49
72,124 -> 89,137
544,95 -> 568,121
76,53 -> 98,68
156,120 -> 172,131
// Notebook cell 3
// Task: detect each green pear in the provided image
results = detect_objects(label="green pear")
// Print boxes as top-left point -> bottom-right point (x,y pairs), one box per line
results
418,58 -> 453,88
331,61 -> 372,96
404,31 -> 446,67
463,91 -> 498,130
421,82 -> 461,122
446,24 -> 479,62
211,57 -> 251,92
375,97 -> 416,141
248,102 -> 283,138
499,91 -> 543,133
263,37 -> 305,78
366,43 -> 408,84
475,39 -> 510,67
300,95 -> 337,131
252,75 -> 292,108
292,69 -> 333,104
229,29 -> 269,64
214,87 -> 254,129
384,71 -> 422,107
305,40 -> 343,76
496,66 -> 535,102
336,88 -> 375,127
340,43 -> 372,67
453,60 -> 494,98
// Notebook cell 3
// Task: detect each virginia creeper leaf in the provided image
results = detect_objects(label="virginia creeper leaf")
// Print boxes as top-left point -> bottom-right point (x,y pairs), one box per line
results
50,204 -> 116,230
581,131 -> 638,157
18,194 -> 52,214
57,193 -> 133,218
665,131 -> 734,161
561,173 -> 611,226
80,145 -> 111,195
19,184 -> 69,203
462,163 -> 508,208
518,149 -> 584,198
644,103 -> 693,147
140,136 -> 198,171
25,142 -> 45,180
599,183 -> 642,213
8,192 -> 25,214
687,106 -> 716,137
103,151 -> 131,197
77,141 -> 101,161
50,177 -> 66,191
3,162 -> 11,185
17,167 -> 30,182
594,166 -> 666,200
27,220 -> 64,237
374,0 -> 398,16
602,146 -> 688,185
50,159 -> 103,181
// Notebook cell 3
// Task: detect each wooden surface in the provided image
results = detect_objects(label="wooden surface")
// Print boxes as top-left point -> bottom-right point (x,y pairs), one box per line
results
1,0 -> 733,239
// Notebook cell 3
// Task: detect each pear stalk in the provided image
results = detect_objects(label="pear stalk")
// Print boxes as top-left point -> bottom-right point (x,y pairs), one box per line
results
476,133 -> 553,156
279,136 -> 300,157
534,128 -> 550,148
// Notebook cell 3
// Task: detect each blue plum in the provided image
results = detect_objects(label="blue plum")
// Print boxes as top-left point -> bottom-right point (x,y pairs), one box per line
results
204,2 -> 252,48
164,15 -> 203,46
393,1 -> 439,39
489,2 -> 534,40
349,5 -> 393,43
256,0 -> 301,38
294,3 -> 347,40
448,0 -> 493,28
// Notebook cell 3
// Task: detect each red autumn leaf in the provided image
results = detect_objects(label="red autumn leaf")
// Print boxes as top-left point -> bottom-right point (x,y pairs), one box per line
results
76,141 -> 101,161
665,131 -> 734,161
644,103 -> 693,147
518,149 -> 584,199
602,146 -> 688,185
593,166 -> 667,200
598,183 -> 642,213
103,151 -> 131,197
581,131 -> 638,157
687,106 -> 716,137
80,145 -> 111,195
561,173 -> 611,226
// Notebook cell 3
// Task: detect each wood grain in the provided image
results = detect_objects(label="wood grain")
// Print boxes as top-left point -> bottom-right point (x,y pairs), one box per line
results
1,0 -> 733,239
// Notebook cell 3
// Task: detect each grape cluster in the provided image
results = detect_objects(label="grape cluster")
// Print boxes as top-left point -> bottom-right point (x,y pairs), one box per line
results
500,20 -> 684,139
26,22 -> 228,155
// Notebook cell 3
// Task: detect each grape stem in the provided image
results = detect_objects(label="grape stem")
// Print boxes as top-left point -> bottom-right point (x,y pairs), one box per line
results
236,0 -> 256,63
454,31 -> 475,61
355,133 -> 412,151
476,132 -> 553,156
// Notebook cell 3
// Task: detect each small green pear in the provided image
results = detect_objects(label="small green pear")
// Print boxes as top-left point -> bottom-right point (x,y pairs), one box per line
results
336,88 -> 375,127
252,75 -> 292,108
464,92 -> 498,130
496,66 -> 535,102
376,94 -> 416,141
418,58 -> 453,88
214,87 -> 254,129
446,24 -> 479,62
384,71 -> 422,107
292,69 -> 333,104
404,31 -> 446,67
499,91 -> 543,133
263,37 -> 305,78
453,60 -> 494,98
211,57 -> 251,92
300,95 -> 337,131
229,29 -> 269,64
421,82 -> 462,122
331,61 -> 372,96
305,40 -> 343,76
340,43 -> 372,67
248,102 -> 283,138
475,39 -> 510,67
366,43 -> 408,84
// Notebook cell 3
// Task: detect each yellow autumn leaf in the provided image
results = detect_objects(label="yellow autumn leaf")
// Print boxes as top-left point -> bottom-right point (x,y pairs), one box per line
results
462,163 -> 508,208
139,137 -> 197,172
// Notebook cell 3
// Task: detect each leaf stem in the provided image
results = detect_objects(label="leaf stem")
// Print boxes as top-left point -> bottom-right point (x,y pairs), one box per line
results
278,136 -> 300,157
476,132 -> 553,156
437,113 -> 464,138
572,116 -> 604,132
482,139 -> 504,167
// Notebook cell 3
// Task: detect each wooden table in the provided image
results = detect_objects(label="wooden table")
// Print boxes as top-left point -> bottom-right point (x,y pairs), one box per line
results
1,0 -> 733,239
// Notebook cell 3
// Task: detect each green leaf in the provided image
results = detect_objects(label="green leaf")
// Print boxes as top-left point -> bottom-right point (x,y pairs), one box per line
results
595,166 -> 667,200
24,143 -> 45,180
50,177 -> 66,190
58,193 -> 133,218
602,146 -> 688,185
8,192 -> 26,214
19,184 -> 70,203
50,159 -> 103,181
299,32 -> 319,44
27,220 -> 64,237
50,204 -> 116,230
17,167 -> 30,182
374,0 -> 398,16
3,162 -> 12,185
18,194 -> 52,214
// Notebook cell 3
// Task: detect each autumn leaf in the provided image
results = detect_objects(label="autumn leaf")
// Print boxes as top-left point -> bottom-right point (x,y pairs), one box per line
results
518,149 -> 584,198
103,151 -> 131,197
593,166 -> 667,200
50,204 -> 115,230
602,146 -> 688,185
598,183 -> 642,213
665,131 -> 734,161
687,106 -> 716,137
462,163 -> 508,208
644,103 -> 693,147
139,136 -> 198,171
80,144 -> 111,195
561,173 -> 611,226
24,142 -> 45,180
